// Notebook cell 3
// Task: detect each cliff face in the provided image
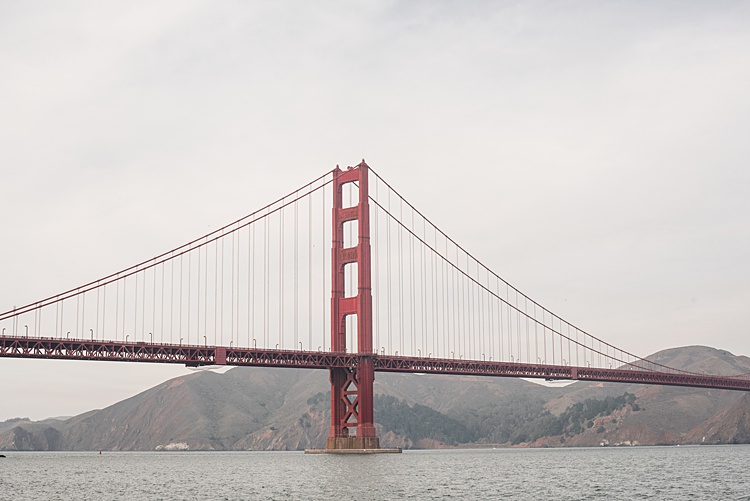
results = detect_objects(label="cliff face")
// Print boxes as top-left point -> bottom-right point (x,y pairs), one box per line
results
2,345 -> 750,451
683,393 -> 750,444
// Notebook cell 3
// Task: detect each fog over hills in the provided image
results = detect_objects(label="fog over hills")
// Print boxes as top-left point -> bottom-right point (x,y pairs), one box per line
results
3,346 -> 750,451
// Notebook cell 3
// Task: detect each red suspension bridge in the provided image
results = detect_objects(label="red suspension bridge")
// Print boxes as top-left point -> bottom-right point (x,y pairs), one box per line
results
1,162 -> 749,451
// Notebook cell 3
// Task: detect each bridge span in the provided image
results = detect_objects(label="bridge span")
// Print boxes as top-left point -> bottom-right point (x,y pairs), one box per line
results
2,161 -> 748,451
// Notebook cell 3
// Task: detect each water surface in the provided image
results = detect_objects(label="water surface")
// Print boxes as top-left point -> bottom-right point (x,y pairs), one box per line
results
2,446 -> 748,500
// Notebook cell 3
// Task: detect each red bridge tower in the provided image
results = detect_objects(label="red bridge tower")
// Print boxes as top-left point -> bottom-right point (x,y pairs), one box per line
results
326,161 -> 380,451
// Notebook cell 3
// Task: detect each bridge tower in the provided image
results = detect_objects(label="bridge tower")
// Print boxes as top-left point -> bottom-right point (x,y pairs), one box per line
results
326,161 -> 380,450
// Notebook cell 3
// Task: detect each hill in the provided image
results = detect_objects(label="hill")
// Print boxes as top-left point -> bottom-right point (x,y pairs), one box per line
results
2,345 -> 750,450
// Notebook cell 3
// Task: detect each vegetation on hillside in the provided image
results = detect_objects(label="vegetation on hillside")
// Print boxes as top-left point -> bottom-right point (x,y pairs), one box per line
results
306,390 -> 639,446
374,395 -> 473,445
450,392 -> 639,445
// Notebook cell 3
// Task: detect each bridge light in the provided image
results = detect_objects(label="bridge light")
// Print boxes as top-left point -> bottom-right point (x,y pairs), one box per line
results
150,332 -> 153,343
66,331 -> 70,339
24,325 -> 28,337
253,338 -> 257,348
417,349 -> 421,357
126,335 -> 129,342
299,341 -> 303,351
180,338 -> 184,346
90,328 -> 94,340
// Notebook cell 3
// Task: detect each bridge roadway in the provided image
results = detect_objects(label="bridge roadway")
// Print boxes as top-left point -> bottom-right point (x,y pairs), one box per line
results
3,335 -> 750,392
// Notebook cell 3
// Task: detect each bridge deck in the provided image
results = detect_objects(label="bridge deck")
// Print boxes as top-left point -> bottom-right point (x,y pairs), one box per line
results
3,336 -> 750,392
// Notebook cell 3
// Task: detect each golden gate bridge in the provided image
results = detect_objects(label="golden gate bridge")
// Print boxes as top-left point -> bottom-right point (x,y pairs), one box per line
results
2,161 -> 749,452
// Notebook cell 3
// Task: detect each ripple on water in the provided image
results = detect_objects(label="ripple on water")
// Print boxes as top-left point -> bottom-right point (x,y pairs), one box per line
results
1,447 -> 750,500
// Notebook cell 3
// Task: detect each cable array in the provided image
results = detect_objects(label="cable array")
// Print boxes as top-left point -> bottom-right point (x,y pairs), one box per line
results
368,167 -> 696,375
0,173 -> 334,351
0,163 -> 723,379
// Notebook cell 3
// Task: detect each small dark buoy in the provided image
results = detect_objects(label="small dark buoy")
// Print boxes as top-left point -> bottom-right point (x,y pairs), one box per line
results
99,451 -> 102,455
0,454 -> 6,458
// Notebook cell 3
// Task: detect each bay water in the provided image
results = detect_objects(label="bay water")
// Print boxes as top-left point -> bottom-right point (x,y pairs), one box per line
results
2,446 -> 749,500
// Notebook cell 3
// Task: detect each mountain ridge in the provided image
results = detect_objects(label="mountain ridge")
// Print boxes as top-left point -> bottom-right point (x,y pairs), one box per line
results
3,345 -> 750,451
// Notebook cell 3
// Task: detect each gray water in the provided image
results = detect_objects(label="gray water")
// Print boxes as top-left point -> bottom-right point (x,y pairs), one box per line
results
1,446 -> 749,500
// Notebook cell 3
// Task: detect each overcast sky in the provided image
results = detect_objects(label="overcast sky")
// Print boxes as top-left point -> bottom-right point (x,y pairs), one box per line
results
1,1 -> 749,421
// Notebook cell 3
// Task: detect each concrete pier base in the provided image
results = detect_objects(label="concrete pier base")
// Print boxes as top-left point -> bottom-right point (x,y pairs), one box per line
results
304,448 -> 402,454
305,436 -> 402,454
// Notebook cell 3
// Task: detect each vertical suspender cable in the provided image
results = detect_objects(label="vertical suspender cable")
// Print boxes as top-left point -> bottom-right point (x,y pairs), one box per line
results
134,274 -> 138,340
421,217 -> 427,356
280,200 -> 284,349
179,255 -> 183,344
373,179 -> 379,354
102,286 -> 106,341
114,281 -> 120,341
408,210 -> 418,356
215,239 -> 219,344
386,190 -> 393,355
204,241 -> 208,345
152,264 -> 156,343
142,269 -> 146,340
236,226 -> 240,347
322,182 -> 327,351
443,238 -> 449,359
308,191 -> 312,351
161,264 -> 165,343
187,251 -> 191,344
81,291 -> 86,339
197,246 -> 201,344
76,294 -> 80,339
398,198 -> 403,355
294,191 -> 299,350
264,214 -> 268,349
231,231 -> 235,347
220,233 -> 224,347
170,256 -> 175,344
248,222 -> 253,348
